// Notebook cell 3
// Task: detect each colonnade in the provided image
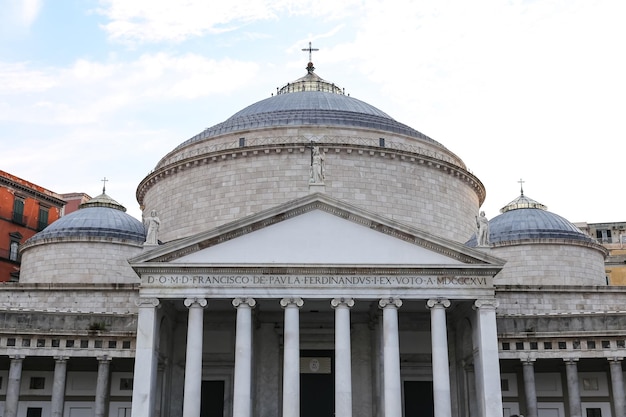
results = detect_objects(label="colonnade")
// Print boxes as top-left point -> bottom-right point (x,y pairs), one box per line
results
520,357 -> 626,417
3,355 -> 112,417
131,296 -> 504,417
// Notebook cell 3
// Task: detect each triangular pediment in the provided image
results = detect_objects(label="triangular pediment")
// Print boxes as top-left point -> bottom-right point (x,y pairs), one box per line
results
130,194 -> 505,271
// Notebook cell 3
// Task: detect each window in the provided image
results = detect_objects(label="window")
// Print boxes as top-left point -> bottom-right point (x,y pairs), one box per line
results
37,206 -> 49,231
8,232 -> 22,262
29,377 -> 45,389
26,408 -> 42,417
12,197 -> 25,224
596,229 -> 612,243
587,408 -> 602,417
120,378 -> 133,390
117,408 -> 131,417
9,241 -> 18,261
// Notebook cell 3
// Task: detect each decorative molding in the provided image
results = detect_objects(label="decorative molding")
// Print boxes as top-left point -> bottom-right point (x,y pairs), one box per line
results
184,298 -> 208,308
137,137 -> 484,205
426,297 -> 451,308
330,297 -> 355,309
135,298 -> 160,308
232,297 -> 256,308
280,297 -> 304,308
474,298 -> 499,310
378,297 -> 402,309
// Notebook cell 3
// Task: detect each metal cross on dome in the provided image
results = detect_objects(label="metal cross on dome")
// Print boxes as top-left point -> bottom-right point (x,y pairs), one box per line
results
101,177 -> 108,193
302,41 -> 319,63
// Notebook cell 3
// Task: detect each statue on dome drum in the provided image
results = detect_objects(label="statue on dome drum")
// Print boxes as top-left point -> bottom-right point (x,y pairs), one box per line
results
476,211 -> 490,247
310,146 -> 325,184
144,209 -> 161,245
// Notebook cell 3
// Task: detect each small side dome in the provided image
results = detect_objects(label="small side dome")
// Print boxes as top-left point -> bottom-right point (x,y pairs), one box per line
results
467,192 -> 607,286
489,194 -> 594,244
19,191 -> 145,284
467,194 -> 594,246
25,192 -> 145,245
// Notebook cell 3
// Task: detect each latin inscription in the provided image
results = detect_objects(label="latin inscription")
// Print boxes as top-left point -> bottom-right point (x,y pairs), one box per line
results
143,275 -> 489,288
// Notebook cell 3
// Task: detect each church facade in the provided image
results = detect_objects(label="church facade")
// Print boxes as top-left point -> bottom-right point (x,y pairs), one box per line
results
0,58 -> 622,417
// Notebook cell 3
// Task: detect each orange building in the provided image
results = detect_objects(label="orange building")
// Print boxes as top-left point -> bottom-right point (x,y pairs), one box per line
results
0,170 -> 66,281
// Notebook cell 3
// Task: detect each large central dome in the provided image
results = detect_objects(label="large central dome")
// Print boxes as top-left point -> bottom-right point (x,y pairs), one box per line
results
173,66 -> 439,153
139,62 -> 485,243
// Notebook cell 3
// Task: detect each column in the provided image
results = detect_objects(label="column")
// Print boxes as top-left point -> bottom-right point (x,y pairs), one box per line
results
378,298 -> 403,417
427,298 -> 452,417
232,297 -> 256,417
5,355 -> 24,417
609,358 -> 626,417
95,356 -> 111,417
332,298 -> 355,417
131,298 -> 160,417
281,297 -> 304,417
473,299 -> 503,417
522,359 -> 538,417
183,297 -> 208,417
51,357 -> 68,417
564,358 -> 582,417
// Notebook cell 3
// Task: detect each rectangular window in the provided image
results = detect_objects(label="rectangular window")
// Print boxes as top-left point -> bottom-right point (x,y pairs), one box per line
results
26,408 -> 43,417
12,197 -> 25,225
37,206 -> 49,231
117,407 -> 131,417
29,377 -> 45,389
9,241 -> 19,261
596,229 -> 612,243
120,378 -> 133,390
586,408 -> 602,417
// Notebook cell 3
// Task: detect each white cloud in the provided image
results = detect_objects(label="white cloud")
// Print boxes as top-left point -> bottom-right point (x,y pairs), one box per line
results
97,0 -> 362,43
0,0 -> 42,37
0,54 -> 259,125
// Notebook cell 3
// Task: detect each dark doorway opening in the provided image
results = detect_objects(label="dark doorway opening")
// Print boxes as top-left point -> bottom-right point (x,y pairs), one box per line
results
404,380 -> 434,417
301,350 -> 334,417
200,380 -> 225,417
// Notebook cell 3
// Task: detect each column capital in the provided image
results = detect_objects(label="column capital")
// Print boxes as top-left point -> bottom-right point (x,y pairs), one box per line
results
379,297 -> 402,309
97,355 -> 112,363
280,297 -> 304,308
9,355 -> 24,361
53,356 -> 69,362
184,297 -> 208,308
473,298 -> 499,310
609,357 -> 624,362
563,357 -> 579,364
232,297 -> 256,308
135,297 -> 160,308
331,297 -> 355,309
426,298 -> 451,309
521,357 -> 536,364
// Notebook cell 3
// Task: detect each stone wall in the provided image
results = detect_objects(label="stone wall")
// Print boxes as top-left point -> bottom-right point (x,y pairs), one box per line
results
490,242 -> 607,286
496,285 -> 626,315
0,284 -> 139,314
141,136 -> 483,243
20,241 -> 143,284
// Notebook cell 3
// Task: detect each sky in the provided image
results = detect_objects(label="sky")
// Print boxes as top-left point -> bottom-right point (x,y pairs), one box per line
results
1,0 -> 625,224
